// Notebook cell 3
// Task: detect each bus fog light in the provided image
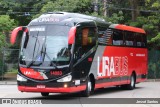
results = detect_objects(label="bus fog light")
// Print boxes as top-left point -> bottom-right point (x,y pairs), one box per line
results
17,74 -> 27,82
64,84 -> 68,88
57,75 -> 72,82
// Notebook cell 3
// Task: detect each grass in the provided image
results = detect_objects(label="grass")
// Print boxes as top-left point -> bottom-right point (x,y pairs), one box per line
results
6,69 -> 18,75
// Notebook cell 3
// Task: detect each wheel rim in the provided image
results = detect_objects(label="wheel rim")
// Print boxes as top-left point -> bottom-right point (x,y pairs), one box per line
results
131,76 -> 134,87
88,81 -> 92,92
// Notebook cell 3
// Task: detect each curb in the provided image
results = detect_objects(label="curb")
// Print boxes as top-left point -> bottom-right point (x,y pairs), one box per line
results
0,79 -> 160,85
0,81 -> 17,85
145,79 -> 160,82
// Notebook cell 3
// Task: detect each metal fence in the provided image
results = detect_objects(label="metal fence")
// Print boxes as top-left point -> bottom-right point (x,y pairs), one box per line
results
0,48 -> 19,81
148,49 -> 160,79
0,48 -> 160,81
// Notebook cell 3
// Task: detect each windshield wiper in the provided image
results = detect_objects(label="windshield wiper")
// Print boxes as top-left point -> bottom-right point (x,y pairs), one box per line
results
40,43 -> 58,69
26,33 -> 40,68
26,52 -> 42,68
27,41 -> 58,68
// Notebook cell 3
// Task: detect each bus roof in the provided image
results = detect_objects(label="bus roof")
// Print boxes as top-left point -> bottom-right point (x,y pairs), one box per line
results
109,24 -> 146,34
29,12 -> 107,26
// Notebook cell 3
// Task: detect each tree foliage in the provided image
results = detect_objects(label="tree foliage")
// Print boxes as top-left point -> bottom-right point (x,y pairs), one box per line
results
0,0 -> 160,49
40,0 -> 93,14
106,11 -> 124,24
0,15 -> 17,47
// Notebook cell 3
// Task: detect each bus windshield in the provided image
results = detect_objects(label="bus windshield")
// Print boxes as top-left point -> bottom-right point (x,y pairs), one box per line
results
20,25 -> 71,67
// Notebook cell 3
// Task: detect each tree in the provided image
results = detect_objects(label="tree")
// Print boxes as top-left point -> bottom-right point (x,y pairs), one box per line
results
40,0 -> 93,14
106,11 -> 124,24
0,0 -> 50,25
0,15 -> 17,48
129,0 -> 139,21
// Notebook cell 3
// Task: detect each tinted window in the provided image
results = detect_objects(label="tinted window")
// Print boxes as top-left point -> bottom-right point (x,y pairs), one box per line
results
82,27 -> 96,46
108,29 -> 146,48
112,30 -> 124,46
124,32 -> 134,46
98,27 -> 112,45
141,34 -> 147,47
74,27 -> 96,61
134,33 -> 147,47
135,33 -> 142,47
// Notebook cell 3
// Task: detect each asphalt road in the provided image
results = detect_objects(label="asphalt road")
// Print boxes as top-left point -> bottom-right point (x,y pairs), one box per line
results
0,82 -> 160,107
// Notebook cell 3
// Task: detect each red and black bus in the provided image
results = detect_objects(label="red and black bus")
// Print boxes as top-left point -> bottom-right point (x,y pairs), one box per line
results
10,12 -> 147,97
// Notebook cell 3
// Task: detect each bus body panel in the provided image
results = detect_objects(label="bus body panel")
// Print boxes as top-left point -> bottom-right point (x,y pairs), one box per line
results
90,46 -> 147,89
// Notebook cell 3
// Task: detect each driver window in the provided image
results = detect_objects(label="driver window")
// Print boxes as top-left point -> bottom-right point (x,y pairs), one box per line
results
82,28 -> 96,46
74,27 -> 96,61
82,28 -> 89,46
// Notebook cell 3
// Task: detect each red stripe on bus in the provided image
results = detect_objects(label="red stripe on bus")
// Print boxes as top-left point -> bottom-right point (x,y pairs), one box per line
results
18,85 -> 86,93
115,24 -> 146,34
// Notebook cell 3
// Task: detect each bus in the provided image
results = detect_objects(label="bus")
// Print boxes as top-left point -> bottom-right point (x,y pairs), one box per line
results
10,12 -> 147,97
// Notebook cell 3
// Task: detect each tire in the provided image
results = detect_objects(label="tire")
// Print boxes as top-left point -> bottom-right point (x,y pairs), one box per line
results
121,74 -> 136,90
127,74 -> 136,90
41,92 -> 49,96
83,77 -> 92,97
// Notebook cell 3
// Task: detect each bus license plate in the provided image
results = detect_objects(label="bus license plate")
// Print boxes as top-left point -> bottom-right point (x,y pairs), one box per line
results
37,85 -> 45,88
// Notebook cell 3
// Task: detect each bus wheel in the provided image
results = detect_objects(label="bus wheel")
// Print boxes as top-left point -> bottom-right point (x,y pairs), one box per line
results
83,77 -> 92,97
41,92 -> 49,96
127,74 -> 136,90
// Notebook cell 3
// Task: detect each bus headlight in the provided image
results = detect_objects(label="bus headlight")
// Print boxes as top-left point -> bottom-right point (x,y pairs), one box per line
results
57,75 -> 72,82
17,74 -> 27,82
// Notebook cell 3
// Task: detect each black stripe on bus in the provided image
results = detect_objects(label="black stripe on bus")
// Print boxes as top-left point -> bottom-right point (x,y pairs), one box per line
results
96,74 -> 146,84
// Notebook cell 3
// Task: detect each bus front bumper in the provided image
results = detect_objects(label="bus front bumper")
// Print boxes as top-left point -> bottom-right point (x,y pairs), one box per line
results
18,85 -> 86,93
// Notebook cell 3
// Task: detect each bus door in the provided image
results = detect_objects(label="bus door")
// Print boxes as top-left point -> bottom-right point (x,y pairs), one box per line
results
72,21 -> 98,80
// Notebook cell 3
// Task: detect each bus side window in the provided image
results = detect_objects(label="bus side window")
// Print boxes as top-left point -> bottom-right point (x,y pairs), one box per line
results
135,33 -> 142,47
106,28 -> 113,45
97,27 -> 109,45
124,32 -> 134,46
141,34 -> 146,47
112,30 -> 124,46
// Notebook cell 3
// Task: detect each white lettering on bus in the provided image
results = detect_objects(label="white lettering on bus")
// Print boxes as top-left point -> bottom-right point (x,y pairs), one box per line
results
38,18 -> 60,22
29,27 -> 45,31
97,56 -> 128,77
136,54 -> 145,57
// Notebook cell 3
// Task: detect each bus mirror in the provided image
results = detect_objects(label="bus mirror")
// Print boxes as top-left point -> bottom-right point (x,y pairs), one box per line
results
68,26 -> 76,44
10,26 -> 27,45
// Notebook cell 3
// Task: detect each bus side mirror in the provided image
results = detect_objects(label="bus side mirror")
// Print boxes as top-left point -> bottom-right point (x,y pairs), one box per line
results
68,26 -> 76,45
10,26 -> 27,45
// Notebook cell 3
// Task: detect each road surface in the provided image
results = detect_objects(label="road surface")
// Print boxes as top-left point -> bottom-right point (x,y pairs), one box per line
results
0,82 -> 160,107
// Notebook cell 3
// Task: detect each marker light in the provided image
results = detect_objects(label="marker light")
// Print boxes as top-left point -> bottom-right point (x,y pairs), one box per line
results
64,84 -> 68,88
